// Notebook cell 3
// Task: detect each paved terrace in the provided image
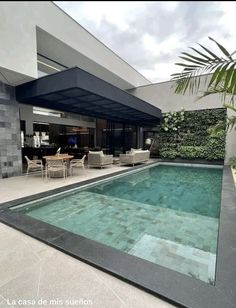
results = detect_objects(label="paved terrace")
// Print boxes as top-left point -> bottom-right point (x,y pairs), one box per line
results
0,163 -> 174,308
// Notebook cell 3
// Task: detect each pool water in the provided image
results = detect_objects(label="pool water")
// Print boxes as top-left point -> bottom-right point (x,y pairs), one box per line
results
88,165 -> 222,218
14,164 -> 223,283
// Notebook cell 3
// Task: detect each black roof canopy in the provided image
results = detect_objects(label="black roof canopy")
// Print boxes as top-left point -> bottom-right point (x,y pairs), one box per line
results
16,67 -> 161,126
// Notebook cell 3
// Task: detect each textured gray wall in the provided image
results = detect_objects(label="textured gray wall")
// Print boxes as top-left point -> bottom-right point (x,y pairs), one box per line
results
0,82 -> 22,178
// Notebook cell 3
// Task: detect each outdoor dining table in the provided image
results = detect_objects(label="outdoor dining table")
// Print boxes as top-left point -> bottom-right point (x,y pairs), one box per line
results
43,154 -> 74,178
43,154 -> 74,167
43,154 -> 74,161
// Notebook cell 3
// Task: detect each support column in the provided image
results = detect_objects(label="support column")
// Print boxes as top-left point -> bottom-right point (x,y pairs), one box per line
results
0,81 -> 22,178
137,127 -> 143,149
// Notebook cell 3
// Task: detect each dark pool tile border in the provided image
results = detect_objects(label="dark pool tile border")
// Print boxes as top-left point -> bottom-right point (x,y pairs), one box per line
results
214,166 -> 236,306
0,208 -> 230,308
156,158 -> 224,165
0,210 -> 67,243
0,163 -> 235,308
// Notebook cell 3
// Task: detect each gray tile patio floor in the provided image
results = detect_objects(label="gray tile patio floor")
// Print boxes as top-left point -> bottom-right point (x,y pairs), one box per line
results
0,163 -> 175,308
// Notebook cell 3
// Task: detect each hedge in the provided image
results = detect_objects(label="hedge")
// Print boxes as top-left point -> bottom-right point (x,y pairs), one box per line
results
178,146 -> 206,159
155,108 -> 226,160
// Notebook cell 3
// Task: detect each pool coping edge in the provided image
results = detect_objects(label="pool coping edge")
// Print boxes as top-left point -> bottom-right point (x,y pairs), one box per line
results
0,162 -> 235,308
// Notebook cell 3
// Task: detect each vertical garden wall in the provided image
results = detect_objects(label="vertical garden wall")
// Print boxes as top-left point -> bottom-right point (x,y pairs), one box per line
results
153,108 -> 227,161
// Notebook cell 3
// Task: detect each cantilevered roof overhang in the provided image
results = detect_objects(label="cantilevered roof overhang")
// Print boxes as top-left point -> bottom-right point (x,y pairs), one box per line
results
16,67 -> 161,126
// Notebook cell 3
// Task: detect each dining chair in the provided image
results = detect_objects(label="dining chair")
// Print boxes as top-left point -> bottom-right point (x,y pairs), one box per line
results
69,155 -> 86,175
56,147 -> 61,156
45,158 -> 67,180
25,156 -> 44,178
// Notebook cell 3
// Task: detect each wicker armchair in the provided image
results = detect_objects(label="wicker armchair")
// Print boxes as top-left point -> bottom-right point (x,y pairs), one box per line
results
88,151 -> 113,168
25,156 -> 44,178
45,158 -> 67,180
69,155 -> 86,175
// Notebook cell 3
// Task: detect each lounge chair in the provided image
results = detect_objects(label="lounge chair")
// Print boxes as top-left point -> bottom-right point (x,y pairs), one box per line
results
25,156 -> 44,178
88,151 -> 113,168
69,155 -> 86,175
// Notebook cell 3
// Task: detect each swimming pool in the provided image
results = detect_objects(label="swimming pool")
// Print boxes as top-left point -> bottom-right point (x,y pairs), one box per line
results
13,163 -> 223,284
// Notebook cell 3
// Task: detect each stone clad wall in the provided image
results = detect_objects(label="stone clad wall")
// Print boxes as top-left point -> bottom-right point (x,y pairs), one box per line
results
0,82 -> 22,178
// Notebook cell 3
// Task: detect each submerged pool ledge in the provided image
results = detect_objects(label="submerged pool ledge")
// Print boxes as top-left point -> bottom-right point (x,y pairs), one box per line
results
0,163 -> 235,308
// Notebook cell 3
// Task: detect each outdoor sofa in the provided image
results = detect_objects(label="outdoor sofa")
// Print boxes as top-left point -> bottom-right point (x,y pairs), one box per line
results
119,149 -> 150,166
88,151 -> 113,168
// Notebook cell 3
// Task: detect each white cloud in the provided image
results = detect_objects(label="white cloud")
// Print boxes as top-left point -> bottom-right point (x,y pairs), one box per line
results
55,1 -> 236,83
140,62 -> 181,83
161,1 -> 179,12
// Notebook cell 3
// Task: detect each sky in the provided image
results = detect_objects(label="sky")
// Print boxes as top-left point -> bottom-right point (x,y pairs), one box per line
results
55,1 -> 236,83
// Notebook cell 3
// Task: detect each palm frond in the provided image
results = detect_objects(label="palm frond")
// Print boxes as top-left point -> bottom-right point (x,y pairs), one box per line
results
224,104 -> 236,113
208,37 -> 232,60
207,121 -> 226,136
171,37 -> 236,98
226,116 -> 236,131
172,37 -> 236,130
197,81 -> 235,104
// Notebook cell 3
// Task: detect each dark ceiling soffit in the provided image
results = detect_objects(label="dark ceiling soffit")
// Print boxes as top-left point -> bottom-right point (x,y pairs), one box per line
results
15,67 -> 161,125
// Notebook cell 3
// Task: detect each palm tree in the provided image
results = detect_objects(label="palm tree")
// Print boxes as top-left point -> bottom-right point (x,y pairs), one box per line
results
171,37 -> 236,130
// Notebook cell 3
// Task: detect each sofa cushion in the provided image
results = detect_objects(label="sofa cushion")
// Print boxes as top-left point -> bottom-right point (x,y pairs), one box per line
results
130,148 -> 142,153
89,150 -> 104,156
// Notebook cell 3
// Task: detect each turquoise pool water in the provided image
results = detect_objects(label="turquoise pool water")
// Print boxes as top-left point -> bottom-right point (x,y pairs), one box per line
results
14,164 -> 223,283
88,165 -> 222,218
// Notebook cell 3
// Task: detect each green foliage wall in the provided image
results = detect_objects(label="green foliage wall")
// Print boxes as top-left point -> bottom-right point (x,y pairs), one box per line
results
156,108 -> 227,160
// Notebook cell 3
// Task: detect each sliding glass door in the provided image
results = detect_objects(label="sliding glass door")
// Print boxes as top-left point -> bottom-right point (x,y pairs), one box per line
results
96,119 -> 138,155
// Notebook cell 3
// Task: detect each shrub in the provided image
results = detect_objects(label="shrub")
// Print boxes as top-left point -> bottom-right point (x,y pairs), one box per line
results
179,146 -> 206,159
181,133 -> 208,146
204,133 -> 226,160
159,148 -> 178,159
161,109 -> 185,132
157,108 -> 227,161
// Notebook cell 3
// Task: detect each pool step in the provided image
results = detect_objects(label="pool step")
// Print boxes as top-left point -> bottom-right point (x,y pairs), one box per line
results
77,192 -> 218,253
27,190 -> 218,255
129,234 -> 216,283
25,190 -> 218,283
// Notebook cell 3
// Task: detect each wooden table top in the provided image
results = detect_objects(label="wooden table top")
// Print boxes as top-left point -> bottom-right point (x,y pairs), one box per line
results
43,154 -> 74,160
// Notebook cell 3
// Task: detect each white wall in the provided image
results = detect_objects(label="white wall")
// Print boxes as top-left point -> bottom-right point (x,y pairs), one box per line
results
0,1 -> 150,88
225,108 -> 236,162
129,77 -> 223,112
129,79 -> 236,163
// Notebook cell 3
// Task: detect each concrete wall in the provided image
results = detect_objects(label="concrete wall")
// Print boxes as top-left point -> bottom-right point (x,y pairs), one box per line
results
0,82 -> 22,178
129,77 -> 223,112
0,1 -> 150,88
225,109 -> 236,163
129,79 -> 236,163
